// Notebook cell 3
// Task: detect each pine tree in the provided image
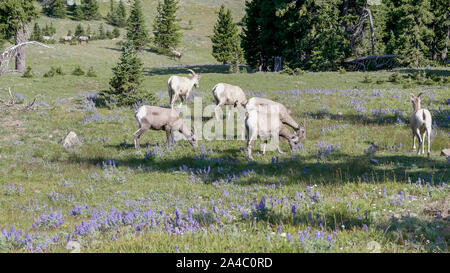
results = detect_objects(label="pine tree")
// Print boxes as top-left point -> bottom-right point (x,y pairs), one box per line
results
74,24 -> 85,37
83,0 -> 100,20
126,0 -> 149,50
46,0 -> 66,19
98,23 -> 106,39
106,0 -> 118,26
73,3 -> 84,21
102,40 -> 157,106
113,27 -> 121,38
429,0 -> 449,63
0,0 -> 39,72
30,23 -> 43,42
115,0 -> 127,28
153,0 -> 182,49
211,5 -> 241,65
383,0 -> 434,67
241,0 -> 263,71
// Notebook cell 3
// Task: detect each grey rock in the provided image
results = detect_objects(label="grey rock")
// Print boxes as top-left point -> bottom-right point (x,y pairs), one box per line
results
62,131 -> 81,149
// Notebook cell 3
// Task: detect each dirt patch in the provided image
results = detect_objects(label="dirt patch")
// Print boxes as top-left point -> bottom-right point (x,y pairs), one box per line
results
423,197 -> 449,220
1,115 -> 25,142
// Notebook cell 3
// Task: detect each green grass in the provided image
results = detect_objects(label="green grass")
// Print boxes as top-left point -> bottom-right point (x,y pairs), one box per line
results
0,1 -> 449,253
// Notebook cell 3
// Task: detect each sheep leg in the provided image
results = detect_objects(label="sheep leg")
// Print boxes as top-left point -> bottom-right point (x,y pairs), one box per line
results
262,140 -> 267,155
422,131 -> 427,155
427,129 -> 431,157
215,103 -> 224,121
247,135 -> 257,161
165,126 -> 173,146
414,128 -> 422,155
170,93 -> 179,109
412,133 -> 416,151
133,127 -> 148,149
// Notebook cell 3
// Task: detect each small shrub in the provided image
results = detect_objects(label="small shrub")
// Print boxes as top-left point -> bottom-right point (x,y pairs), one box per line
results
362,74 -> 372,83
112,27 -> 120,38
294,68 -> 304,75
72,65 -> 85,76
338,67 -> 346,74
388,72 -> 401,83
86,66 -> 97,77
55,66 -> 65,75
22,66 -> 33,78
43,67 -> 56,78
69,39 -> 78,46
280,66 -> 294,75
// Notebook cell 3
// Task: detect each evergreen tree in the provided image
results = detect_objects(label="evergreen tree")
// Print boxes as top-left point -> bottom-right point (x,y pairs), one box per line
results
429,0 -> 449,63
211,5 -> 241,65
46,0 -> 66,19
73,3 -> 84,21
126,0 -> 149,50
0,0 -> 39,72
383,0 -> 434,67
115,0 -> 127,28
86,25 -> 92,36
241,0 -> 263,71
113,26 -> 121,38
83,0 -> 100,20
102,40 -> 156,106
30,23 -> 43,42
106,0 -> 118,26
74,24 -> 85,37
98,23 -> 106,39
153,0 -> 182,49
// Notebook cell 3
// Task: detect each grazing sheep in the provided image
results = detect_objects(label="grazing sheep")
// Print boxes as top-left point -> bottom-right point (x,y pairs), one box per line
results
245,104 -> 305,161
43,34 -> 55,42
134,105 -> 198,149
78,35 -> 91,45
59,35 -> 73,44
168,69 -> 201,109
171,50 -> 182,60
410,92 -> 432,157
211,83 -> 248,120
246,97 -> 306,137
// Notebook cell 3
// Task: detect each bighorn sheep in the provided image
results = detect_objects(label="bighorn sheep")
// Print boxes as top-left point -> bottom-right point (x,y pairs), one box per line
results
246,97 -> 305,134
168,69 -> 201,109
211,83 -> 248,120
134,105 -> 198,149
171,50 -> 182,60
410,92 -> 432,157
43,34 -> 55,42
78,35 -> 91,45
60,35 -> 73,44
245,102 -> 306,160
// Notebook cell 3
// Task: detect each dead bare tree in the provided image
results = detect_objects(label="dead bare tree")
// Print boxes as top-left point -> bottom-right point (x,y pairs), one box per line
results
0,87 -> 40,111
0,41 -> 53,75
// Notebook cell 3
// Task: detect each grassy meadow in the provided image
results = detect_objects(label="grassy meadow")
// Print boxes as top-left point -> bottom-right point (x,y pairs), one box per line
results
0,1 -> 448,253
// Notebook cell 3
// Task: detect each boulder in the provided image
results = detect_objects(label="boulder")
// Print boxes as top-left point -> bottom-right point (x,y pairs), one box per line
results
61,131 -> 81,149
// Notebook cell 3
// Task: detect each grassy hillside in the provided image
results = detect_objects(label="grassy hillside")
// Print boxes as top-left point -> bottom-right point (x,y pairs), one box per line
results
0,1 -> 448,253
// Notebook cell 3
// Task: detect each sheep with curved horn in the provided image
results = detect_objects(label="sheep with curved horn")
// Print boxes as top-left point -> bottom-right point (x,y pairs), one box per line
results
167,69 -> 201,109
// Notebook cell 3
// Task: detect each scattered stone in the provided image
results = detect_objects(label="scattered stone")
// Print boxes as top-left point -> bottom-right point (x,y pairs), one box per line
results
441,148 -> 450,157
65,241 -> 81,253
61,131 -> 81,149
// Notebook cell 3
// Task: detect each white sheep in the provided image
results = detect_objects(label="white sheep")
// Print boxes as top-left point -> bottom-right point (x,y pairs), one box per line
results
134,105 -> 198,149
168,69 -> 201,109
246,97 -> 305,133
211,83 -> 248,120
410,92 -> 432,157
245,102 -> 306,160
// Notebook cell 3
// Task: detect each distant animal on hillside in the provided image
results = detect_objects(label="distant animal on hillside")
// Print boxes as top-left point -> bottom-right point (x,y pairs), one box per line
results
59,35 -> 73,44
410,92 -> 432,157
43,34 -> 55,42
171,50 -> 182,60
211,83 -> 247,120
168,69 -> 201,109
133,105 -> 198,149
78,35 -> 91,45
